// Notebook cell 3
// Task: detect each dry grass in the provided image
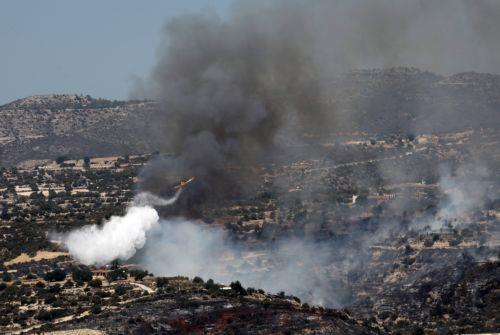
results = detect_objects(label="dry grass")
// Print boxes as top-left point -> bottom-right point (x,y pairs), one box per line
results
4,251 -> 69,266
41,329 -> 105,335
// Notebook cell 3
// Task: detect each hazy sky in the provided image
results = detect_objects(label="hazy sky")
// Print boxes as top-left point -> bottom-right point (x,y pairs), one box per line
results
0,0 -> 231,105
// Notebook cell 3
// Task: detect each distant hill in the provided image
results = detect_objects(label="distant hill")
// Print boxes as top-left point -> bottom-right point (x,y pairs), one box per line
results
1,68 -> 499,166
321,68 -> 500,135
1,94 -> 126,110
0,95 -> 164,166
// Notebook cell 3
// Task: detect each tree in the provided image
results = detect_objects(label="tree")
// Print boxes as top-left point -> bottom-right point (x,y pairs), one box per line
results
1,207 -> 10,220
2,271 -> 12,282
129,269 -> 148,281
71,266 -> 93,282
44,293 -> 57,305
412,327 -> 425,335
89,278 -> 102,288
230,281 -> 247,296
107,268 -> 127,281
83,156 -> 91,166
91,304 -> 102,314
404,244 -> 414,255
26,273 -> 37,280
114,284 -> 129,296
110,259 -> 120,269
193,276 -> 204,284
204,279 -> 215,290
156,277 -> 168,288
36,308 -> 66,321
48,189 -> 57,199
44,269 -> 66,282
55,156 -> 66,165
423,238 -> 434,248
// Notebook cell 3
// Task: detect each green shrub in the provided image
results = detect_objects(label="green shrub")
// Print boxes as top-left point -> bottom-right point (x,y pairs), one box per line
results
156,277 -> 169,288
2,271 -> 12,282
92,305 -> 102,314
89,278 -> 102,288
44,269 -> 66,282
193,276 -> 204,284
114,284 -> 130,296
71,266 -> 93,282
129,269 -> 148,281
36,308 -> 67,321
230,281 -> 247,296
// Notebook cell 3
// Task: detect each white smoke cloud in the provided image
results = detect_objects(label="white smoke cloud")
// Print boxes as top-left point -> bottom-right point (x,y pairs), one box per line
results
63,206 -> 159,265
139,217 -> 229,277
59,187 -> 350,305
61,190 -> 181,265
412,164 -> 494,231
435,169 -> 489,224
138,223 -> 356,307
133,190 -> 182,207
58,188 -> 378,306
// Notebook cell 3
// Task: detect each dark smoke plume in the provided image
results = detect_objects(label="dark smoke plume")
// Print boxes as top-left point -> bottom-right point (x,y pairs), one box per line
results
134,0 -> 500,213
137,1 -> 326,213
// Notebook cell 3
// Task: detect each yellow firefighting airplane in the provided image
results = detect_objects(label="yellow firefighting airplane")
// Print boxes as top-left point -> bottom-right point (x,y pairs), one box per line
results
173,177 -> 195,190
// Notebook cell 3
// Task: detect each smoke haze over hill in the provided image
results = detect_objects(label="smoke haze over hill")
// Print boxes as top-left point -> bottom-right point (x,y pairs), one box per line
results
133,0 -> 500,206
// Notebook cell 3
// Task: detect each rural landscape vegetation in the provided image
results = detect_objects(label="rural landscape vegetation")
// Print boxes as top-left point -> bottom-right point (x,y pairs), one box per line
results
0,1 -> 499,334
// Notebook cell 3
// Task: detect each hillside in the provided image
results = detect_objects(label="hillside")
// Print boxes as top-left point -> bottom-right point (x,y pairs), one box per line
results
0,125 -> 498,333
1,69 -> 500,167
0,95 -> 162,166
0,253 -> 379,334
